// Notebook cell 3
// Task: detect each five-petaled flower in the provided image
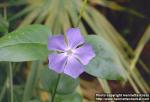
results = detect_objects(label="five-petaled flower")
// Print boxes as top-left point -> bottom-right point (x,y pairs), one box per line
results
48,28 -> 95,78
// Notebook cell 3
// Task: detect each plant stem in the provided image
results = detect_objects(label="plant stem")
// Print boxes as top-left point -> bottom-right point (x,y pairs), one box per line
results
76,0 -> 88,27
0,63 -> 21,102
9,62 -> 14,102
0,77 -> 8,102
22,61 -> 40,102
130,25 -> 150,70
4,5 -> 7,20
3,6 -> 14,102
51,74 -> 61,102
98,78 -> 111,93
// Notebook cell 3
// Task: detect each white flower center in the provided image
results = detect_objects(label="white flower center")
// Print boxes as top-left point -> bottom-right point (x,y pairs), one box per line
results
66,49 -> 73,56
67,49 -> 73,56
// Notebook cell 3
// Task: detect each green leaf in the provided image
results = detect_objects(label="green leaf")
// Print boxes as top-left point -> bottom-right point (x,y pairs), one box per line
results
85,35 -> 125,80
0,15 -> 9,33
39,68 -> 79,94
55,92 -> 82,102
0,24 -> 51,62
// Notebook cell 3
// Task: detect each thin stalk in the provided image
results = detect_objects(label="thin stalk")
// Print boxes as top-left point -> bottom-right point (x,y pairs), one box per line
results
22,61 -> 40,102
1,6 -> 14,102
51,74 -> 61,102
0,63 -> 22,102
98,79 -> 111,93
4,6 -> 7,20
9,62 -> 14,102
139,60 -> 150,74
130,25 -> 150,70
0,1 -> 26,8
64,0 -> 88,44
0,77 -> 8,102
76,0 -> 88,27
9,6 -> 34,21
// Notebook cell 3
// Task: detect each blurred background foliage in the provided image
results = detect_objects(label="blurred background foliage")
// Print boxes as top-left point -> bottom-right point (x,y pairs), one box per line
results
0,0 -> 150,102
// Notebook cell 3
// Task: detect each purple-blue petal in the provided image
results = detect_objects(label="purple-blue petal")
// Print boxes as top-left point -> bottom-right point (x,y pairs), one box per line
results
48,53 -> 67,73
48,35 -> 66,51
66,28 -> 84,48
74,43 -> 95,65
64,56 -> 84,78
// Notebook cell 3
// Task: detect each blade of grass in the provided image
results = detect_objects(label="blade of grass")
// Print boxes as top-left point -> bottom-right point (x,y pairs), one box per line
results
44,0 -> 59,33
139,60 -> 150,74
131,69 -> 148,92
130,26 -> 150,70
125,71 -> 140,93
0,1 -> 27,8
0,77 -> 9,102
85,5 -> 150,93
128,26 -> 150,92
76,0 -> 88,27
83,6 -> 143,93
34,0 -> 52,23
98,79 -> 111,93
0,63 -> 22,102
86,6 -> 128,54
66,0 -> 87,35
22,61 -> 40,102
61,11 -> 71,33
9,62 -> 14,102
53,15 -> 62,34
53,1 -> 65,34
19,8 -> 41,28
9,6 -> 34,21
92,0 -> 145,18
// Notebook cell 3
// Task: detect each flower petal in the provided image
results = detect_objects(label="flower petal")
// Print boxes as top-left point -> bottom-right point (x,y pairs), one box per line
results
48,35 -> 66,51
66,28 -> 84,48
48,53 -> 67,73
74,43 -> 95,65
64,56 -> 84,78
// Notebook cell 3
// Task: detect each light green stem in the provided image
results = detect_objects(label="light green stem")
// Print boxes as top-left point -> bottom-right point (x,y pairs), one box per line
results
130,25 -> 150,70
76,0 -> 88,27
22,61 -> 40,102
2,6 -> 14,102
51,74 -> 61,102
0,77 -> 8,102
98,79 -> 111,93
9,62 -> 14,102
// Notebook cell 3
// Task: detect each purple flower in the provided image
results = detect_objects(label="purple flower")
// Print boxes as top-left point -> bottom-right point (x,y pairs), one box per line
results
48,28 -> 95,78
